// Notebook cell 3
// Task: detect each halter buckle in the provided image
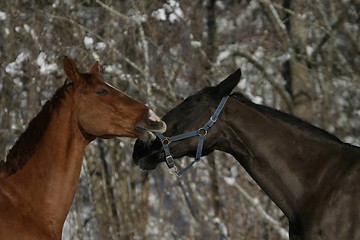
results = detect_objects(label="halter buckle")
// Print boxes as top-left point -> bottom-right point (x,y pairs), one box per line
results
210,115 -> 218,123
165,155 -> 174,168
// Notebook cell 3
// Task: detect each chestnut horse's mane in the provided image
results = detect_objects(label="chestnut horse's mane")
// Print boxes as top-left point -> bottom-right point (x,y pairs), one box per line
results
0,81 -> 72,175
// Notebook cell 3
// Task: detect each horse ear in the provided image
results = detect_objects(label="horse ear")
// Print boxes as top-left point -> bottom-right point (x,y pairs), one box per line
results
63,56 -> 81,84
90,61 -> 100,75
215,68 -> 241,97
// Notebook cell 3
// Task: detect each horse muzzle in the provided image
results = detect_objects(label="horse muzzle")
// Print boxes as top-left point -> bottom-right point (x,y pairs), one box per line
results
135,110 -> 166,142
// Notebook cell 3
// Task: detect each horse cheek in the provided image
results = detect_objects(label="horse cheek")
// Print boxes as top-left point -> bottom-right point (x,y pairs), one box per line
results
77,110 -> 102,136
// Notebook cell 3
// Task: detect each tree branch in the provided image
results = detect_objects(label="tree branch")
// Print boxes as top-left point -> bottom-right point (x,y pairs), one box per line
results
221,175 -> 289,239
131,1 -> 151,96
218,44 -> 292,110
45,12 -> 145,77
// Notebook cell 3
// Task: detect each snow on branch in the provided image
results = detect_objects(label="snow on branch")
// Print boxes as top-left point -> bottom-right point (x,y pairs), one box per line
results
217,44 -> 292,110
46,12 -> 145,77
131,0 -> 151,96
95,0 -> 128,21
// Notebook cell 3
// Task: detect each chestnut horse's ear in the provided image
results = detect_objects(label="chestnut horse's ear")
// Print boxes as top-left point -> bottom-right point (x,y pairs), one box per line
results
215,68 -> 241,97
90,61 -> 100,75
63,56 -> 82,85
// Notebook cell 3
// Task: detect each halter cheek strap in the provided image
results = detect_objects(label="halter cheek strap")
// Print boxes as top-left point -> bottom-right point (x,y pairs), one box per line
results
154,95 -> 230,177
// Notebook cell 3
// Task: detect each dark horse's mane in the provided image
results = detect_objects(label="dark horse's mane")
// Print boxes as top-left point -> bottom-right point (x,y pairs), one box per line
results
0,81 -> 72,175
231,92 -> 356,147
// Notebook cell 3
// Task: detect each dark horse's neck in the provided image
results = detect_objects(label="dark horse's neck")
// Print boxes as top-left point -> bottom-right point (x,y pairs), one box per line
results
218,93 -> 359,224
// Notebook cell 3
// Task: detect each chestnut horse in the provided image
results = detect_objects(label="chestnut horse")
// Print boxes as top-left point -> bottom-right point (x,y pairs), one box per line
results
133,69 -> 360,240
0,56 -> 166,240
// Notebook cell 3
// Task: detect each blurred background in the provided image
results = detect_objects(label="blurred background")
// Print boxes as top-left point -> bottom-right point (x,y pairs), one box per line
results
0,0 -> 359,239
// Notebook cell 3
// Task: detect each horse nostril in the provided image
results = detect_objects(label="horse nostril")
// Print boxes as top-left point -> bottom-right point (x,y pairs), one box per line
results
135,124 -> 146,132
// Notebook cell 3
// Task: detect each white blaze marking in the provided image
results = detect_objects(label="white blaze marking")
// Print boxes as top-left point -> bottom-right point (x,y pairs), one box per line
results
148,109 -> 161,122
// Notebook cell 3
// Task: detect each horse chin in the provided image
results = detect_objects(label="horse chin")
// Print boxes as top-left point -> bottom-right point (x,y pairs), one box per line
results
98,134 -> 117,139
139,161 -> 156,171
134,149 -> 164,171
138,157 -> 160,171
135,120 -> 166,142
137,130 -> 156,142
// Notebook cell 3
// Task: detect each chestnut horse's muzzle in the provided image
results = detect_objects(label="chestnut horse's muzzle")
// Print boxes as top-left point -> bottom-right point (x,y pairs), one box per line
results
135,110 -> 166,142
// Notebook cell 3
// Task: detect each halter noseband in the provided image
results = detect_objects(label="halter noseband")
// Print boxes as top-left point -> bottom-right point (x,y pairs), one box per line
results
154,95 -> 230,177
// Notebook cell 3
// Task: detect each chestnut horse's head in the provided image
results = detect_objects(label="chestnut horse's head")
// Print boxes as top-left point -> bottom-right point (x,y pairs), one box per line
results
63,56 -> 166,141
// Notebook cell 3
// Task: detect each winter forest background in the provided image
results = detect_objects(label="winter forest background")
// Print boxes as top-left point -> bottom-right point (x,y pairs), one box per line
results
0,0 -> 359,239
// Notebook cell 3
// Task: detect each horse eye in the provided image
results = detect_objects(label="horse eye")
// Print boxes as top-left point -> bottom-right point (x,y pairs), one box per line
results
96,89 -> 109,96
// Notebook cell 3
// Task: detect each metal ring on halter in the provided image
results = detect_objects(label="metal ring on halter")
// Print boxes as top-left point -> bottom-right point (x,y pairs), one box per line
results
161,137 -> 171,145
198,128 -> 207,137
168,165 -> 178,175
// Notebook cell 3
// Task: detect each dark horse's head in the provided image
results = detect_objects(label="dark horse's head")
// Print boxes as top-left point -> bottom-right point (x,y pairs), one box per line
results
133,69 -> 241,170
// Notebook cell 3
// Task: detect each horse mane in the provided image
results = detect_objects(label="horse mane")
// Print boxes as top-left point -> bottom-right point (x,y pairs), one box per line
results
1,81 -> 72,176
230,92 -> 351,145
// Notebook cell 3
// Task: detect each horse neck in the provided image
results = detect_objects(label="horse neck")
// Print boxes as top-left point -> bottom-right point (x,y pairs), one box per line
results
219,96 -> 349,221
1,91 -> 89,234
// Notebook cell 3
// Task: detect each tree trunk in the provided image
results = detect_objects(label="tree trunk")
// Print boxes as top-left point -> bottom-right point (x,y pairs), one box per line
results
283,0 -> 312,121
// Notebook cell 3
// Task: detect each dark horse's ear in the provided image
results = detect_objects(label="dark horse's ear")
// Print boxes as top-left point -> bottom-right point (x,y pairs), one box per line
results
215,69 -> 241,97
63,56 -> 83,85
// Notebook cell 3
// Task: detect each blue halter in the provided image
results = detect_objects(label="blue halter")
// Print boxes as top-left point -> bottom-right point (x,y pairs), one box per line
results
154,95 -> 230,176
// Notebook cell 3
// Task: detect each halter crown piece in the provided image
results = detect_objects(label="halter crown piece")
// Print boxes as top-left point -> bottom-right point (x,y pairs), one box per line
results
154,95 -> 230,177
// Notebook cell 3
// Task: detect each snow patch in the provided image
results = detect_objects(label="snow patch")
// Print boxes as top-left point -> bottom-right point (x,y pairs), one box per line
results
191,40 -> 201,48
151,0 -> 184,23
95,42 -> 106,51
152,8 -> 166,21
0,11 -> 6,21
251,95 -> 263,104
36,52 -> 57,75
306,46 -> 314,56
104,64 -> 126,80
213,217 -> 229,237
223,176 -> 236,186
84,36 -> 94,49
166,0 -> 184,23
5,51 -> 30,76
217,50 -> 232,64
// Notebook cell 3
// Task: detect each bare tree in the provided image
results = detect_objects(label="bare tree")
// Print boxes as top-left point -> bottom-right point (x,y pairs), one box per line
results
1,0 -> 359,239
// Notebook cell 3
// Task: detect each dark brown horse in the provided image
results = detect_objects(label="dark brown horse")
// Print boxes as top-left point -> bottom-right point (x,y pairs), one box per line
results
133,69 -> 360,240
0,56 -> 166,240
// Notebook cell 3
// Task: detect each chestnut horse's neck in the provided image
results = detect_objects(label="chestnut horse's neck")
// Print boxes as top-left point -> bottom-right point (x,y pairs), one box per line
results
2,83 -> 78,174
0,83 -> 89,239
219,94 -> 359,223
